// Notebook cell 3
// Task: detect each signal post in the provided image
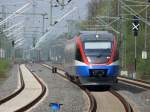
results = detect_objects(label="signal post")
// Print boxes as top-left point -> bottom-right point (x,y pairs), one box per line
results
132,15 -> 139,79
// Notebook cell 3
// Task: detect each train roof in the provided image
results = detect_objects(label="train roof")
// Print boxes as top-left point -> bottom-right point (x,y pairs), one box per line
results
79,31 -> 114,41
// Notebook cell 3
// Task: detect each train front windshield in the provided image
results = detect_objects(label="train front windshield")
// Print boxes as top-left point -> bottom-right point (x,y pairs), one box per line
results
84,42 -> 112,64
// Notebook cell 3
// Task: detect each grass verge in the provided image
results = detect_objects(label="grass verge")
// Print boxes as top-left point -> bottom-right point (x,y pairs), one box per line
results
0,59 -> 11,76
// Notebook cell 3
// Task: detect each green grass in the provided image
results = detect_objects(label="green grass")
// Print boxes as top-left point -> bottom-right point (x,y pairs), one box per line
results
0,59 -> 10,75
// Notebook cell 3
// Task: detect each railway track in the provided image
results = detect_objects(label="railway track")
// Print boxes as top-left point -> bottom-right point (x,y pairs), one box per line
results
110,89 -> 133,112
0,64 -> 47,112
41,64 -> 97,112
0,65 -> 25,105
91,89 -> 133,112
118,76 -> 150,90
42,63 -> 134,112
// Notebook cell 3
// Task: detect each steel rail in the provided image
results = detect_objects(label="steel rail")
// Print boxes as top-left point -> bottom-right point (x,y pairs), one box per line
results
0,65 -> 47,112
118,76 -> 150,89
14,65 -> 47,112
109,89 -> 133,112
0,65 -> 25,105
41,64 -> 97,112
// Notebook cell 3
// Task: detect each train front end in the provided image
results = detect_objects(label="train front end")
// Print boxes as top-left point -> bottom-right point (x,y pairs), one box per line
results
75,32 -> 119,85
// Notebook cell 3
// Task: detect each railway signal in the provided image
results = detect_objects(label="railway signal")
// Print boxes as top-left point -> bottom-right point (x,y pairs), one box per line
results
132,15 -> 140,79
132,16 -> 140,36
12,40 -> 15,47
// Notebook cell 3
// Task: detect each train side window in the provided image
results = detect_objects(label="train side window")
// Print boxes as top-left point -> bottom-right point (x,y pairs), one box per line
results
75,47 -> 83,62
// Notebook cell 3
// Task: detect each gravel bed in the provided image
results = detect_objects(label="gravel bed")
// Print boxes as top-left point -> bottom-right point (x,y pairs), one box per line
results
28,64 -> 89,112
112,81 -> 150,112
0,65 -> 18,100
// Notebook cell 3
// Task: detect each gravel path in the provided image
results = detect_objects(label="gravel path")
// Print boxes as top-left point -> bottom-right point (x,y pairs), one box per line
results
27,64 -> 89,112
112,81 -> 150,112
0,65 -> 18,100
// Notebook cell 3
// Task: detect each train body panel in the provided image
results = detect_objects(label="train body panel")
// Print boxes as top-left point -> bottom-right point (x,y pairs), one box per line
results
75,60 -> 119,77
53,31 -> 120,85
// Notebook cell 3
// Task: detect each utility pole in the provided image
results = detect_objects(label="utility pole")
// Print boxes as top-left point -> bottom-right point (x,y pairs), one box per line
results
141,0 -> 149,66
1,5 -> 6,30
144,3 -> 148,51
32,1 -> 36,62
118,0 -> 124,68
49,0 -> 53,26
1,5 -> 6,59
48,0 -> 72,26
11,40 -> 15,63
132,15 -> 139,79
61,0 -> 65,9
48,0 -> 58,26
134,34 -> 137,79
42,14 -> 45,35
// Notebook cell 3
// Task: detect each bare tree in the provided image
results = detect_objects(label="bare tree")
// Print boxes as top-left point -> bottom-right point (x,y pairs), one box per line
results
87,0 -> 101,20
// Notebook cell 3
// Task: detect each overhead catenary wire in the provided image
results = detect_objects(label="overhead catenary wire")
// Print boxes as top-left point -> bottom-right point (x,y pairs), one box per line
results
3,21 -> 24,32
0,2 -> 28,6
15,42 -> 24,48
6,31 -> 23,39
0,2 -> 31,26
15,39 -> 24,45
120,0 -> 150,25
6,25 -> 24,37
35,7 -> 78,48
56,7 -> 77,23
124,0 -> 148,4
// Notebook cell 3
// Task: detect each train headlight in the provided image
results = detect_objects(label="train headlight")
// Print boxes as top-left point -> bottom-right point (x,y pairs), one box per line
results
96,34 -> 99,39
106,56 -> 110,60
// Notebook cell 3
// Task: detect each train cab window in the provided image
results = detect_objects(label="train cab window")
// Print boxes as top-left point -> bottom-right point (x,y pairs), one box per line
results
75,47 -> 83,62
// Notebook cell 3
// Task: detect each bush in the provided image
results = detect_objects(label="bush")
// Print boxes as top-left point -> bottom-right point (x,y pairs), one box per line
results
0,59 -> 10,75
